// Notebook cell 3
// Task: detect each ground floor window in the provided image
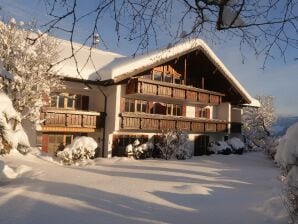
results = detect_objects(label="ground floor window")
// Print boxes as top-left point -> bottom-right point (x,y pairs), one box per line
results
112,135 -> 148,157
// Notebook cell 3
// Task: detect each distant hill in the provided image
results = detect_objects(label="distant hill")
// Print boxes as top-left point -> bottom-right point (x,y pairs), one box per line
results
272,116 -> 298,136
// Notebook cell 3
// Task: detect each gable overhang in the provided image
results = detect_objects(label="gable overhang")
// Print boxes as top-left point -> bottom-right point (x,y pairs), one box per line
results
101,39 -> 258,106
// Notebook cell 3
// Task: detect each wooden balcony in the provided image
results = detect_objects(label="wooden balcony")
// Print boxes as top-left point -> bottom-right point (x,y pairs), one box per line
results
40,109 -> 104,132
126,78 -> 224,105
120,112 -> 228,133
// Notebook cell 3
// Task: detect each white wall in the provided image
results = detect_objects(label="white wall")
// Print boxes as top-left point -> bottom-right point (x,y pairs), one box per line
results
186,106 -> 196,118
231,107 -> 242,123
63,81 -> 105,112
103,85 -> 121,158
214,102 -> 231,134
214,102 -> 231,121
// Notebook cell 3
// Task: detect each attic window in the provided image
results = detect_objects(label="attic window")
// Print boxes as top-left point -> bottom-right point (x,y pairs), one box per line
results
153,72 -> 162,81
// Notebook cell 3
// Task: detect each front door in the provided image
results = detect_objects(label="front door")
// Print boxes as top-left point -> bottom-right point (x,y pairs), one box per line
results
194,135 -> 210,156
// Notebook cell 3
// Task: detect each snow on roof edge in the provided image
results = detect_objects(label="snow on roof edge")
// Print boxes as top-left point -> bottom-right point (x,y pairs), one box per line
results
243,98 -> 261,108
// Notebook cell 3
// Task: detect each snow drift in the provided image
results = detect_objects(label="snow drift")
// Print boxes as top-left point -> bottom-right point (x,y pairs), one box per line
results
0,159 -> 31,182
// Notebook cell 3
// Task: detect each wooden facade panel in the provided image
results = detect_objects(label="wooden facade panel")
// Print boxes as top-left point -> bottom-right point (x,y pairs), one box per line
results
158,85 -> 172,97
191,122 -> 204,132
186,90 -> 197,101
217,123 -> 228,132
42,111 -> 101,129
198,93 -> 209,103
160,120 -> 176,130
122,117 -> 140,129
176,121 -> 191,130
125,78 -> 223,105
141,118 -> 159,130
172,88 -> 185,99
210,95 -> 220,104
141,82 -> 158,95
205,123 -> 217,132
120,114 -> 227,133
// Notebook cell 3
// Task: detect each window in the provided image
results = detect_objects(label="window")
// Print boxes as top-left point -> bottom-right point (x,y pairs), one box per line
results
165,104 -> 182,116
174,77 -> 182,84
58,95 -> 65,108
136,100 -> 147,113
48,134 -> 64,155
47,133 -> 83,155
112,135 -> 149,157
125,99 -> 148,113
67,94 -> 75,108
166,104 -> 172,115
164,73 -> 172,83
173,104 -> 182,116
153,72 -> 162,81
50,93 -> 88,110
153,102 -> 167,115
196,107 -> 210,118
124,98 -> 135,112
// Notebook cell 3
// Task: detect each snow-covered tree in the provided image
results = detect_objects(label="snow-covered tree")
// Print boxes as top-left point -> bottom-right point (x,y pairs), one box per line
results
242,96 -> 276,157
156,130 -> 192,160
275,123 -> 298,223
0,18 -> 61,122
0,92 -> 30,155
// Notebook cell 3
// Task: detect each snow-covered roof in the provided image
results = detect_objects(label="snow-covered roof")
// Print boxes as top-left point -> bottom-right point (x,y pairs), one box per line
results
55,39 -> 124,81
96,39 -> 260,107
53,38 -> 260,107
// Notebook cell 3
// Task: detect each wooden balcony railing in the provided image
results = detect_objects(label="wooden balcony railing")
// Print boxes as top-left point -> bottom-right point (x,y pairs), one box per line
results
120,112 -> 228,133
126,78 -> 224,105
41,109 -> 104,129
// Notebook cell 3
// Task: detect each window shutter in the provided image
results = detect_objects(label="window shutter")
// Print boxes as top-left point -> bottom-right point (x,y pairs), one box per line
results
206,108 -> 210,119
42,134 -> 49,153
195,107 -> 201,117
182,105 -> 186,116
148,101 -> 153,113
120,98 -> 126,112
82,96 -> 89,111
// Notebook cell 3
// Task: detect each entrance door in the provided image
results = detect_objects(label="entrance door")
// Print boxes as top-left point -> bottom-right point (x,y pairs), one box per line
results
194,135 -> 210,156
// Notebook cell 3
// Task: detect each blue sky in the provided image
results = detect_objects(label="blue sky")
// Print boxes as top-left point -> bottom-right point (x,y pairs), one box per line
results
0,0 -> 297,116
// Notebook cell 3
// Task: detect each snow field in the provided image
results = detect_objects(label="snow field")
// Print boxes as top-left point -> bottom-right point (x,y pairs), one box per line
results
0,151 -> 287,224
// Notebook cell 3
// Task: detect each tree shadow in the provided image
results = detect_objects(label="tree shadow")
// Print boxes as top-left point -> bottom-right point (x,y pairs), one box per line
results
0,178 -> 199,224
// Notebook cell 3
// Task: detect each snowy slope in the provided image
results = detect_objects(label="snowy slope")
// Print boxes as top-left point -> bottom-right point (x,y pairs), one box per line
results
0,152 -> 287,224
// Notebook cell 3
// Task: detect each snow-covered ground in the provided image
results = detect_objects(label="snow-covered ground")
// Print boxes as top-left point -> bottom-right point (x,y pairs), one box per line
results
0,151 -> 287,224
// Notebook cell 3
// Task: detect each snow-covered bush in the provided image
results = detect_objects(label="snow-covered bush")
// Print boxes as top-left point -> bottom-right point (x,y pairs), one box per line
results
275,123 -> 298,170
0,92 -> 30,154
125,141 -> 154,159
275,123 -> 298,223
57,136 -> 98,165
156,130 -> 192,160
209,141 -> 231,155
0,18 -> 61,122
227,137 -> 245,154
